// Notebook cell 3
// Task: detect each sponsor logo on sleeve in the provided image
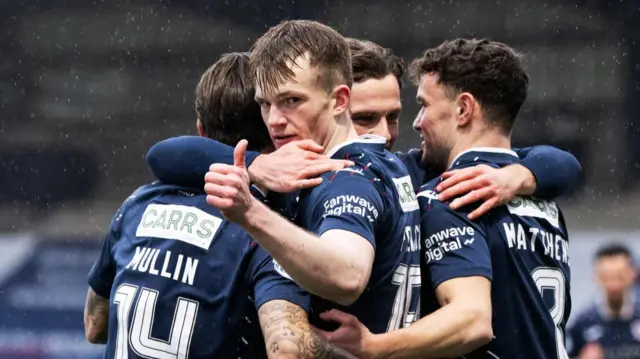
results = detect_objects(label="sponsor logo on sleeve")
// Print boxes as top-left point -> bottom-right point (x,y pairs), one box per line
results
136,204 -> 223,250
423,226 -> 476,263
392,176 -> 419,212
272,259 -> 294,281
506,196 -> 560,228
322,195 -> 379,223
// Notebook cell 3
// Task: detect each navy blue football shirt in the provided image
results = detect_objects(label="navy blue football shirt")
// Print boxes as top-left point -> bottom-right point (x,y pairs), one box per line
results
145,136 -> 581,198
88,182 -> 310,359
418,148 -> 571,359
566,294 -> 640,359
293,135 -> 422,334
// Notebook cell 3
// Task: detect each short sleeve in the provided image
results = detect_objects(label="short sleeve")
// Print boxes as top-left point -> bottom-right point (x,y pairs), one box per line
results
87,206 -> 126,298
514,145 -> 582,199
249,245 -> 312,312
306,172 -> 385,247
418,191 -> 492,289
146,136 -> 260,188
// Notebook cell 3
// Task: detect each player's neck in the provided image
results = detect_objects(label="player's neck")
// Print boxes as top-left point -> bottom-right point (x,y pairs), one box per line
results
606,292 -> 632,318
323,114 -> 359,156
447,129 -> 511,168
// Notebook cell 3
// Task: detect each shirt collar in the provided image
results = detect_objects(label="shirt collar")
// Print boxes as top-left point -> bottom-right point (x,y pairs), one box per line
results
596,290 -> 637,320
449,147 -> 519,169
326,134 -> 387,159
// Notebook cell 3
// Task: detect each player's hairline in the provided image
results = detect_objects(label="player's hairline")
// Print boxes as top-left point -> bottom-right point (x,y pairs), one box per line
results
254,56 -> 349,96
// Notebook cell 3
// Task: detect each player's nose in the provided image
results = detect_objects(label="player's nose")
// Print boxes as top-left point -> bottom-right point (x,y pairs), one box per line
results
266,106 -> 287,127
377,118 -> 392,144
412,111 -> 423,132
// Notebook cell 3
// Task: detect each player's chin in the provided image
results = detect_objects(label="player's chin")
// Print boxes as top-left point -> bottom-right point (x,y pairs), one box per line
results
421,149 -> 446,172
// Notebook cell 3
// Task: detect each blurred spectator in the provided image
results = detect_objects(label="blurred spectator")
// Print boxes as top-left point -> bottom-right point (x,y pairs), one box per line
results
566,243 -> 640,359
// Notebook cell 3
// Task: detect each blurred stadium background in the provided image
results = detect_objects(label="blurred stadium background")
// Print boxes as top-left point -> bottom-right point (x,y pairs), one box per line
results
0,0 -> 639,358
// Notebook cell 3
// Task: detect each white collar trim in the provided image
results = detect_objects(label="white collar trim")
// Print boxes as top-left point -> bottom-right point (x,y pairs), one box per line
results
250,184 -> 267,198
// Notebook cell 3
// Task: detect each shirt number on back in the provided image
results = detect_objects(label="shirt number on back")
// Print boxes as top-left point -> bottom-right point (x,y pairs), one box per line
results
531,267 -> 569,359
113,283 -> 199,359
388,264 -> 421,331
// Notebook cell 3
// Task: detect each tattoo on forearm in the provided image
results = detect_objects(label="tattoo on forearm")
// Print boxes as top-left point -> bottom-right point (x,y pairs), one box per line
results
259,301 -> 350,359
85,289 -> 110,343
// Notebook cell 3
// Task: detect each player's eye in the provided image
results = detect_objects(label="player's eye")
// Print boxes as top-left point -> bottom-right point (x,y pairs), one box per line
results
258,101 -> 271,111
284,97 -> 301,106
351,115 -> 373,123
386,111 -> 400,123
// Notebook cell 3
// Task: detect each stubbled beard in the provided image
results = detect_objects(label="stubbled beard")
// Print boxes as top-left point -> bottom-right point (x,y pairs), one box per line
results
421,146 -> 449,174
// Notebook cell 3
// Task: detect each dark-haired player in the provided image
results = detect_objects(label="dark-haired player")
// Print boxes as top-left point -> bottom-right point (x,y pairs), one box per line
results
83,52 -> 352,359
566,243 -> 640,359
320,38 -> 571,359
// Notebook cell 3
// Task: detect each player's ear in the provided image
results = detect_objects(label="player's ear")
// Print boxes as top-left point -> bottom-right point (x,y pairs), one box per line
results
456,92 -> 475,128
332,84 -> 350,117
197,119 -> 206,137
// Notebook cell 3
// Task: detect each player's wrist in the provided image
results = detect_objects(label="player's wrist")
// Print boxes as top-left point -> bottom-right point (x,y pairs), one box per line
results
238,197 -> 268,228
246,154 -> 265,184
511,164 -> 536,196
364,333 -> 392,359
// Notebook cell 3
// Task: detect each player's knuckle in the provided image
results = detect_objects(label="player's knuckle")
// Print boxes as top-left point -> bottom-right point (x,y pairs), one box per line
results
296,169 -> 307,179
482,176 -> 495,186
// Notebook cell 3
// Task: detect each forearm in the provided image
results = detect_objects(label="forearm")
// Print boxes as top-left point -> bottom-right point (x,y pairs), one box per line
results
84,288 -> 110,344
372,303 -> 491,359
260,301 -> 352,359
509,164 -> 537,196
244,201 -> 363,305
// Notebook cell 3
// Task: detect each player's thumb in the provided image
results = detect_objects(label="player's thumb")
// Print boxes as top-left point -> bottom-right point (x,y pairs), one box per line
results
234,139 -> 248,168
297,139 -> 324,153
